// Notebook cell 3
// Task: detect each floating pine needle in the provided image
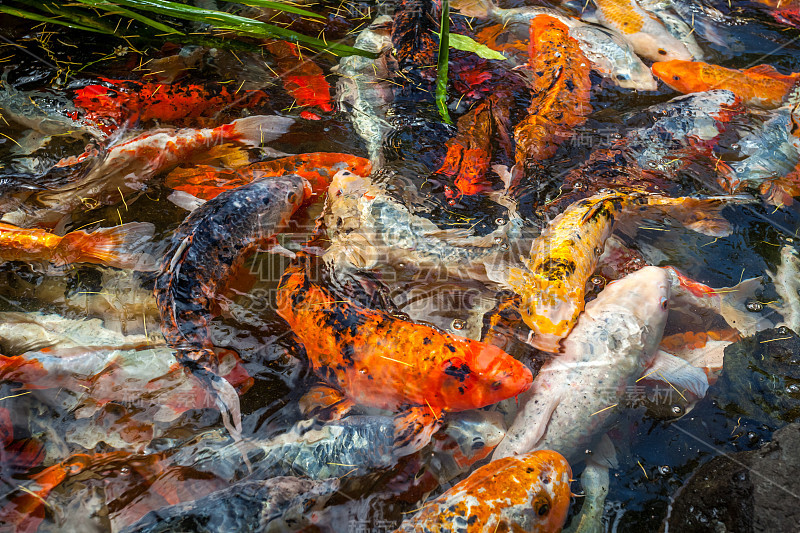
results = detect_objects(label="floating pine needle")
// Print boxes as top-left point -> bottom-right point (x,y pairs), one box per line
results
589,403 -> 618,417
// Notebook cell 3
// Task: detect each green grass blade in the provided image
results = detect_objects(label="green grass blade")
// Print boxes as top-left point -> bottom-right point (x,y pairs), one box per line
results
0,5 -> 110,33
436,0 -> 452,124
217,0 -> 324,20
73,0 -> 184,35
107,0 -> 374,56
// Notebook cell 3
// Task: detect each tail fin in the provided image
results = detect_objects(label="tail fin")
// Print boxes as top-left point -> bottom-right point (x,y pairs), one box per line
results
451,0 -> 495,18
719,276 -> 774,336
648,195 -> 753,237
57,222 -> 156,271
225,115 -> 295,147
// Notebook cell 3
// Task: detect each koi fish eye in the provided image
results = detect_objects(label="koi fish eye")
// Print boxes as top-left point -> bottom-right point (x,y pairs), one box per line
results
491,380 -> 503,390
672,75 -> 681,81
658,49 -> 668,56
660,296 -> 669,310
287,192 -> 298,203
615,73 -> 630,81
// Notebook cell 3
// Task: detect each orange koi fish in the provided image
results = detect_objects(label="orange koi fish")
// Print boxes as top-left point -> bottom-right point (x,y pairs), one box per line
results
166,152 -> 372,202
73,78 -> 269,133
491,192 -> 747,352
515,15 -> 592,165
651,60 -> 800,108
0,221 -> 155,270
264,40 -> 333,118
2,115 -> 294,228
395,450 -> 572,532
587,0 -> 692,61
276,252 -> 532,451
435,93 -> 513,197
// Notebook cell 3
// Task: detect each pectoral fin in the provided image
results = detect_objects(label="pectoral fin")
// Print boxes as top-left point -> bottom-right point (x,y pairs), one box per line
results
646,350 -> 709,398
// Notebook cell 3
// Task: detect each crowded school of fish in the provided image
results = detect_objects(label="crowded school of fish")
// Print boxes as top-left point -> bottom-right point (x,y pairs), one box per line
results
1,0 -> 800,531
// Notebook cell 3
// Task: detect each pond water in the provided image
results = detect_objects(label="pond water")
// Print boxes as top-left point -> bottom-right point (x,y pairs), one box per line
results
1,0 -> 800,531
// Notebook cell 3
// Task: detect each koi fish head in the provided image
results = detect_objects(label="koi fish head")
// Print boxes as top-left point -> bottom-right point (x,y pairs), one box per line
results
591,265 -> 671,355
438,342 -> 532,411
519,450 -> 573,532
652,60 -> 711,94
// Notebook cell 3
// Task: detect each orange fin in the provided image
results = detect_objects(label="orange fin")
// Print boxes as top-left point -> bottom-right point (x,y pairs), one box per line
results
57,222 -> 156,270
393,406 -> 443,457
299,383 -> 356,421
743,64 -> 783,77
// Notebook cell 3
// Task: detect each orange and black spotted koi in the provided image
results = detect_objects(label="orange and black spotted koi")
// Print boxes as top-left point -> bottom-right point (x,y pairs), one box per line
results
514,15 -> 592,166
395,449 -> 572,532
166,152 -> 372,202
154,174 -> 311,435
392,0 -> 441,70
73,78 -> 270,133
276,252 -> 532,449
435,93 -> 513,197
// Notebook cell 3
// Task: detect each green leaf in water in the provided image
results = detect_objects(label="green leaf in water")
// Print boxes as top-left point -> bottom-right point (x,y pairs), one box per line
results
217,0 -> 325,20
436,0 -> 452,124
106,0 -> 375,57
73,0 -> 184,35
446,33 -> 506,61
0,5 -> 111,33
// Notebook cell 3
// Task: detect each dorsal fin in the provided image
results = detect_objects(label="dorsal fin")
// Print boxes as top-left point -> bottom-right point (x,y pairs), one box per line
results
743,64 -> 783,77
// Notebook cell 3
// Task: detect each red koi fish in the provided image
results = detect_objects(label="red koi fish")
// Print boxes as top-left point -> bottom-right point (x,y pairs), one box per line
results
264,40 -> 333,117
435,93 -> 513,197
515,15 -> 592,165
0,221 -> 155,270
395,450 -> 572,532
73,78 -> 269,133
166,152 -> 372,201
652,60 -> 800,108
276,252 -> 532,451
2,115 -> 294,228
0,452 -> 162,533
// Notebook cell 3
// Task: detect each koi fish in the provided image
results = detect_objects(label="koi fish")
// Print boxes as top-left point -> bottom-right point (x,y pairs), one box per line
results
395,449 -> 572,532
582,0 -> 693,61
488,192 -> 748,352
166,152 -> 372,202
264,40 -> 333,117
546,90 -> 744,214
73,78 -> 269,133
275,251 -> 533,452
515,15 -> 592,165
0,221 -> 155,270
435,93 -> 513,196
334,15 -> 396,167
718,108 -> 800,203
0,71 -> 105,155
0,311 -> 155,355
323,170 -> 524,279
155,174 -> 311,436
120,477 -> 340,533
659,329 -> 739,382
663,266 -> 771,336
452,0 -> 657,90
638,0 -> 705,59
392,0 -> 440,69
493,266 -> 708,461
0,345 -> 251,425
1,115 -> 294,228
768,244 -> 800,333
652,60 -> 800,108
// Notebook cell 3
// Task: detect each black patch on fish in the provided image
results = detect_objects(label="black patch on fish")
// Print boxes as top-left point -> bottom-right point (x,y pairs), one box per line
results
537,257 -> 577,280
423,337 -> 432,345
444,361 -> 472,382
